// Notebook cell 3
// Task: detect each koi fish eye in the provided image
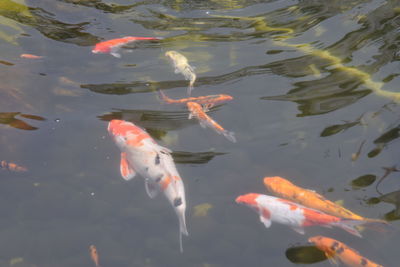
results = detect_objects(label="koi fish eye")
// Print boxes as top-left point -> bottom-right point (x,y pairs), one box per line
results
174,197 -> 182,207
155,175 -> 162,183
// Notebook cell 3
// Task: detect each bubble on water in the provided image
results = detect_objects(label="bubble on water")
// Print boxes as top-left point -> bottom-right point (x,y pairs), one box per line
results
55,118 -> 60,122
91,192 -> 95,196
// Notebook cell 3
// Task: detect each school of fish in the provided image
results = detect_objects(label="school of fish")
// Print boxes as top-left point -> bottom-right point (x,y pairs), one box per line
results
91,36 -> 391,265
14,33 -> 393,265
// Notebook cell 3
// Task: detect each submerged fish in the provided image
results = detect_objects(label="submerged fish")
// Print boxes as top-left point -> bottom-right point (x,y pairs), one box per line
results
0,161 -> 27,172
92,36 -> 162,58
309,236 -> 384,267
236,193 -> 365,237
263,176 -> 386,224
20,53 -> 43,59
158,90 -> 233,111
89,245 -> 100,267
108,119 -> 188,252
165,51 -> 196,95
186,102 -> 236,142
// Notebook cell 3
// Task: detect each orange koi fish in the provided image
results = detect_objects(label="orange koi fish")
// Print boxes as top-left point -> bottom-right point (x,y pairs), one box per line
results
108,120 -> 188,252
0,161 -> 27,172
20,54 -> 43,59
186,102 -> 236,142
309,236 -> 384,267
92,36 -> 162,58
159,90 -> 233,111
89,245 -> 100,267
263,176 -> 386,223
236,193 -> 366,237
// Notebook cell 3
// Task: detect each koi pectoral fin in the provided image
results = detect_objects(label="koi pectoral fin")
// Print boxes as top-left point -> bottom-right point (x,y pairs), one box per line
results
120,153 -> 136,180
145,178 -> 161,199
259,215 -> 271,228
291,226 -> 305,235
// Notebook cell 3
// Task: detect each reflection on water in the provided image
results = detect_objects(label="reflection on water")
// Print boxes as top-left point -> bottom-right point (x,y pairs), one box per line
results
0,112 -> 45,130
1,0 -> 400,266
285,245 -> 326,264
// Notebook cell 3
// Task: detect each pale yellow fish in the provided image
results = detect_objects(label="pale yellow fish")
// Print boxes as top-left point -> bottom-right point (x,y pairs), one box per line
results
165,50 -> 196,95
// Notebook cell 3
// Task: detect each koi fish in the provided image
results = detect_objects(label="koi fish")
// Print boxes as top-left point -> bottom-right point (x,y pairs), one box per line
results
89,245 -> 100,267
92,36 -> 162,58
186,102 -> 236,142
0,161 -> 27,172
165,51 -> 196,95
235,193 -> 365,237
309,236 -> 384,267
108,119 -> 188,252
263,176 -> 386,224
20,53 -> 43,59
158,90 -> 233,111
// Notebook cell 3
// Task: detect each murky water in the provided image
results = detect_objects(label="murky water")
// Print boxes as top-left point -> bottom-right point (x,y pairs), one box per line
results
1,0 -> 400,266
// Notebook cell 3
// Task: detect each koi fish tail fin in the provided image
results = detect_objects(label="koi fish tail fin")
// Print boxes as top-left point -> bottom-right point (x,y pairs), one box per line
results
178,214 -> 188,253
157,89 -> 171,103
362,219 -> 392,233
187,84 -> 194,96
223,130 -> 237,143
332,219 -> 365,237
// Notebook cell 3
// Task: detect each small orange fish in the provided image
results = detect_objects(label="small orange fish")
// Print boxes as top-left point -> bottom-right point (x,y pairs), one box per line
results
309,236 -> 384,267
263,176 -> 386,223
159,90 -> 233,110
89,245 -> 100,267
187,102 -> 236,142
92,36 -> 162,58
0,161 -> 27,172
20,54 -> 43,59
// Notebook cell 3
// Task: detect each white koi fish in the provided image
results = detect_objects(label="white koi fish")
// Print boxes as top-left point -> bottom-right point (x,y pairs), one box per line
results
236,193 -> 366,237
108,119 -> 188,252
165,50 -> 196,95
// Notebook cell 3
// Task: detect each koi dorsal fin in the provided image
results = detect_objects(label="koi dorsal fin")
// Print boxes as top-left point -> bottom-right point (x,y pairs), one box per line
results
120,152 -> 136,180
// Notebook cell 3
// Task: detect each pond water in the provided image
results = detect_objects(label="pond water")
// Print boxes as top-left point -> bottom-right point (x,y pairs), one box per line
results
1,0 -> 400,266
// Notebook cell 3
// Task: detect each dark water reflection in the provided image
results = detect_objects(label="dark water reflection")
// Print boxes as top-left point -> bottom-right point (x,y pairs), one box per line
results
1,0 -> 400,266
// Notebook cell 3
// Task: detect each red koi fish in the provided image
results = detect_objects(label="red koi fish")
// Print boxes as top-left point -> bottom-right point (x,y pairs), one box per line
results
309,236 -> 384,267
0,161 -> 27,172
92,36 -> 162,58
186,102 -> 236,142
20,54 -> 43,59
236,193 -> 366,237
108,119 -> 188,252
159,90 -> 233,111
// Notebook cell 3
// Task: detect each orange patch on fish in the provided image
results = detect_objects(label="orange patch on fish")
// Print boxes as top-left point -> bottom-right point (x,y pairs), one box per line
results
0,161 -> 27,172
235,193 -> 260,206
161,175 -> 172,190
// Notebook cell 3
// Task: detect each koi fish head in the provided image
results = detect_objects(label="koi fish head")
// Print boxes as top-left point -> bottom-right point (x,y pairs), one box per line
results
263,176 -> 294,192
92,43 -> 110,54
165,50 -> 179,60
235,193 -> 260,206
108,119 -> 152,149
308,236 -> 336,256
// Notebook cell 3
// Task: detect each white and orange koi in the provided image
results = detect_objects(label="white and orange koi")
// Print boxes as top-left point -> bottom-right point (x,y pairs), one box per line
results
92,36 -> 162,58
235,193 -> 366,237
108,119 -> 188,252
309,236 -> 384,267
158,89 -> 233,111
263,176 -> 387,224
186,102 -> 236,142
165,51 -> 196,95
